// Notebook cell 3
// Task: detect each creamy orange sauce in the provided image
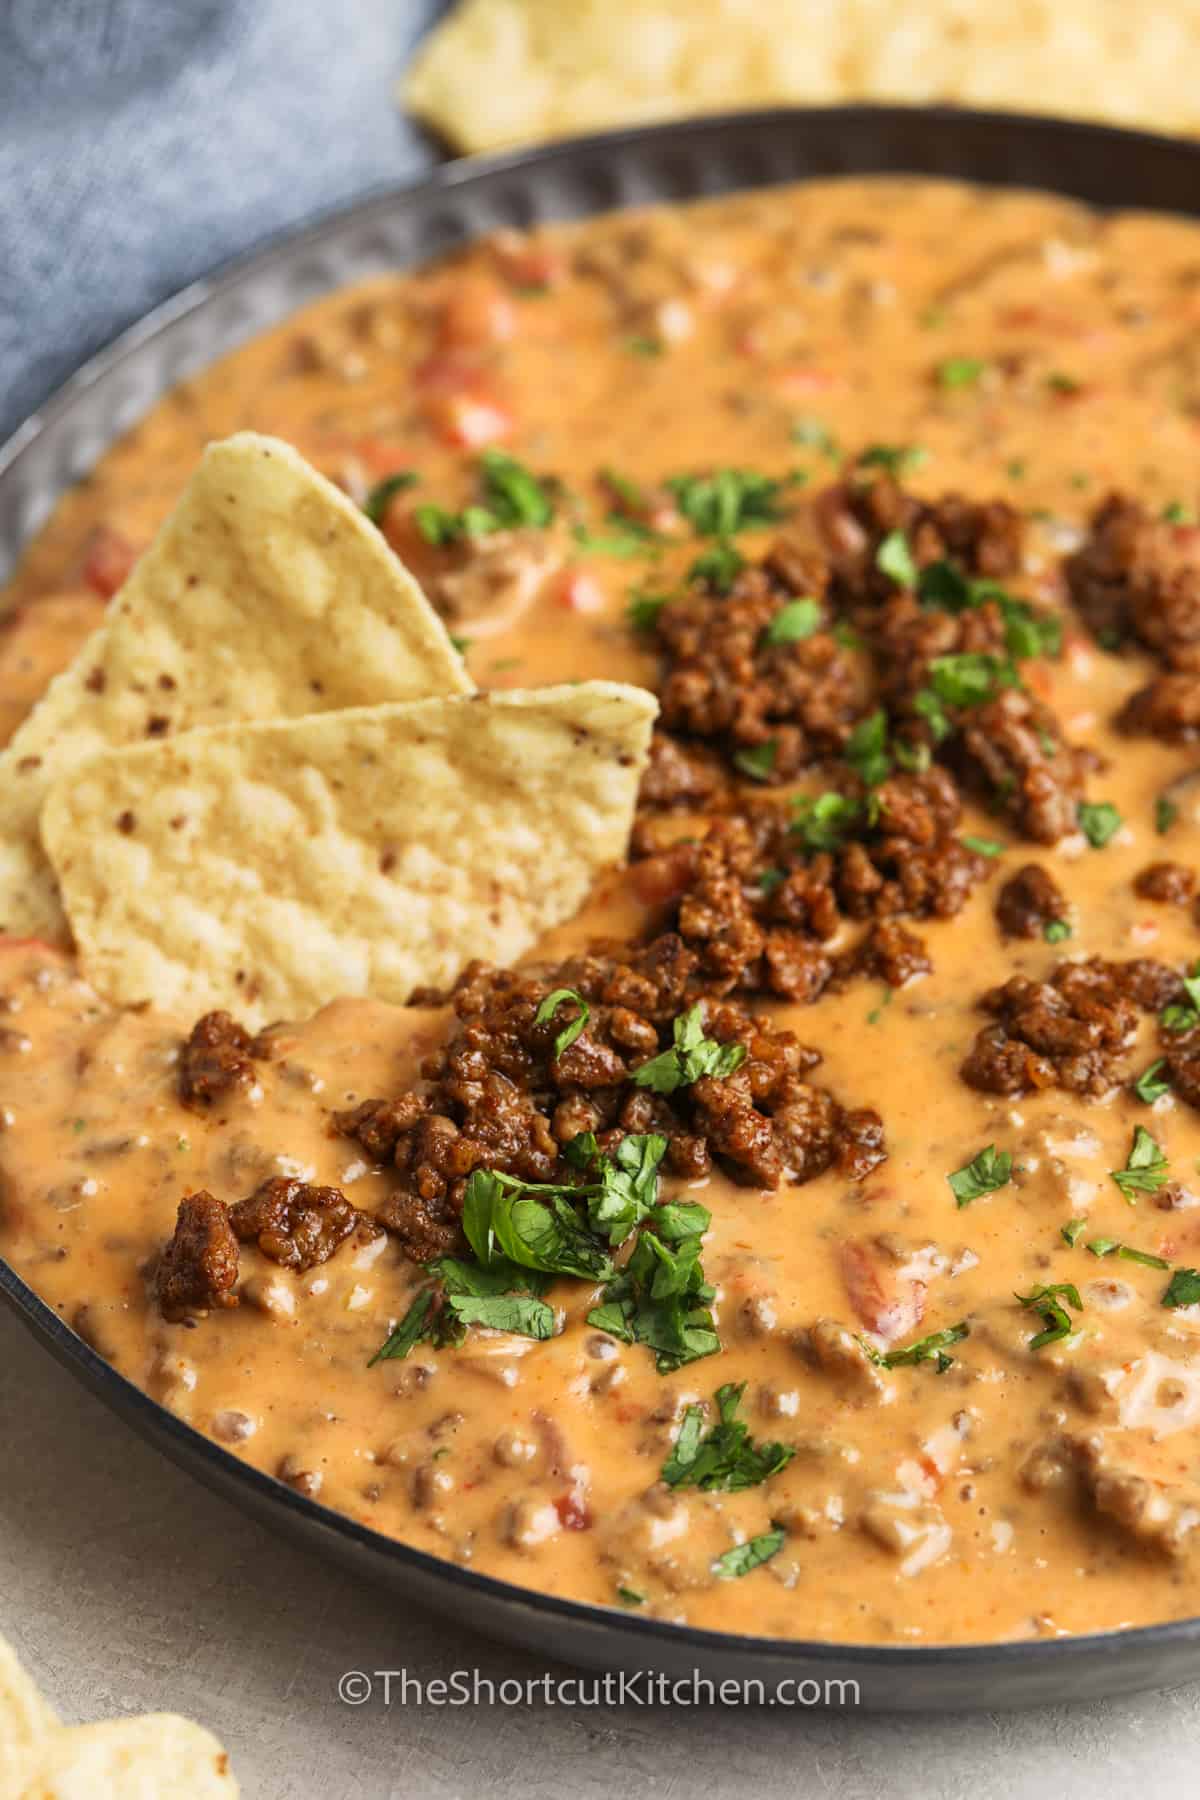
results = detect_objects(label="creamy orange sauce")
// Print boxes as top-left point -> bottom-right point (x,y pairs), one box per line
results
4,177 -> 1200,1645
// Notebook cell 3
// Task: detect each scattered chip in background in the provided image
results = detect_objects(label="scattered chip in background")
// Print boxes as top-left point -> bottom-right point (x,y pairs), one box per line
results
404,0 -> 1200,153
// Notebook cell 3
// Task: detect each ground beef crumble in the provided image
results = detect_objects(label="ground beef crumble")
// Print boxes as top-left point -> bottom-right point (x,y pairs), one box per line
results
179,1010 -> 272,1109
156,1191 -> 240,1322
335,957 -> 886,1266
994,864 -> 1069,938
961,956 -> 1188,1098
1066,492 -> 1200,742
155,1179 -> 375,1320
643,551 -> 865,787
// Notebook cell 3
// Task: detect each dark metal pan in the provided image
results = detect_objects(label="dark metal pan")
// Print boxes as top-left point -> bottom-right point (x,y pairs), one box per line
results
4,104 -> 1200,1707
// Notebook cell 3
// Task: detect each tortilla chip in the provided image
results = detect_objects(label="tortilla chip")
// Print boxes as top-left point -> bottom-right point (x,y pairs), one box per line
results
20,1715 -> 238,1797
0,1634 -> 58,1794
403,0 -> 1200,153
0,433 -> 470,941
41,682 -> 657,1028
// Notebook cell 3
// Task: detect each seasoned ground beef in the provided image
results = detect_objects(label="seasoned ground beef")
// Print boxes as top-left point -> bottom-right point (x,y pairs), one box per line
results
638,730 -> 729,809
1135,861 -> 1197,904
228,1176 -> 379,1271
645,555 -> 864,785
179,1010 -> 270,1109
961,956 -> 1184,1097
635,767 -> 990,961
336,959 -> 886,1265
995,864 -> 1069,938
1066,493 -> 1200,742
156,1191 -> 240,1322
955,690 -> 1087,844
815,468 -> 1024,608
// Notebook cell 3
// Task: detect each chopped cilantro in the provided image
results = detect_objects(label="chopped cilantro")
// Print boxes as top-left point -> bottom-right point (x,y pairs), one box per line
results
632,1004 -> 747,1095
617,1587 -> 646,1606
627,588 -> 671,633
1163,1268 -> 1200,1309
876,528 -> 918,588
587,1202 -> 719,1372
689,543 -> 745,593
790,790 -> 862,853
414,450 -> 555,545
1156,794 -> 1179,835
627,335 -> 663,358
1161,962 -> 1200,1036
1043,918 -> 1072,944
858,443 -> 928,477
1163,501 -> 1196,525
861,1321 -> 969,1373
1133,1059 -> 1172,1104
1077,801 -> 1122,848
1086,1239 -> 1169,1270
534,987 -> 590,1059
668,469 -> 783,538
948,1145 -> 1012,1207
962,834 -> 1005,858
1061,1218 -> 1087,1247
362,470 -> 418,524
928,651 -> 1014,709
463,1169 -> 614,1282
733,739 -> 778,782
1047,371 -> 1081,395
937,356 -> 987,390
844,710 -> 891,787
1016,1282 -> 1082,1350
713,1530 -> 787,1580
662,1383 -> 795,1491
761,597 -> 822,646
1110,1125 -> 1170,1202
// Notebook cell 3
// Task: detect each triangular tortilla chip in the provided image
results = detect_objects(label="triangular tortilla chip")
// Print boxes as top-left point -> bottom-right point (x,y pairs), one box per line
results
40,682 -> 657,1028
0,433 -> 470,940
20,1715 -> 238,1797
0,1633 -> 58,1795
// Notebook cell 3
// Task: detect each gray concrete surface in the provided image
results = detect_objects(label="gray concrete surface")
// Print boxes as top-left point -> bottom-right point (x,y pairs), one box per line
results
3,1308 -> 1199,1796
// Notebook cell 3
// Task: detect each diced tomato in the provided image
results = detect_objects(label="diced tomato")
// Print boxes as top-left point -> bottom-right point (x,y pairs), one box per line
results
553,568 -> 605,614
437,279 -> 517,350
422,387 -> 513,450
554,1492 -> 593,1531
80,525 -> 137,599
775,365 -> 836,397
491,235 -> 569,292
839,1240 -> 926,1345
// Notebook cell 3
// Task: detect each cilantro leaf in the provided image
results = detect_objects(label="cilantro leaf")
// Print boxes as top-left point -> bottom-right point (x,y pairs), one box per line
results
861,1321 -> 969,1373
689,543 -> 744,593
844,710 -> 891,787
414,451 -> 555,546
632,1005 -> 747,1095
761,598 -> 822,646
791,790 -> 862,852
362,470 -> 418,524
947,1145 -> 1013,1207
1016,1282 -> 1082,1350
1077,801 -> 1123,848
627,588 -> 672,632
369,1288 -> 437,1365
937,356 -> 987,389
667,469 -> 783,538
462,1169 -> 614,1281
1133,1059 -> 1171,1104
1163,1268 -> 1200,1309
858,443 -> 927,477
733,739 -> 777,782
661,1382 -> 795,1491
1061,1218 -> 1087,1247
534,987 -> 591,1059
1043,918 -> 1072,944
1110,1126 -> 1170,1202
1156,794 -> 1179,835
587,1204 -> 719,1372
713,1529 -> 787,1580
876,528 -> 918,588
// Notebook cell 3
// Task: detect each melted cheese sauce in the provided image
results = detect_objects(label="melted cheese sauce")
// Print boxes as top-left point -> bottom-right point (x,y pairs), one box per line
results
4,177 -> 1200,1644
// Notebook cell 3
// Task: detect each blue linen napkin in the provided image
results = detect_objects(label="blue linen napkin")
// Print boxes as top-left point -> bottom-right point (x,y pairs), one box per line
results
0,0 -> 446,444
